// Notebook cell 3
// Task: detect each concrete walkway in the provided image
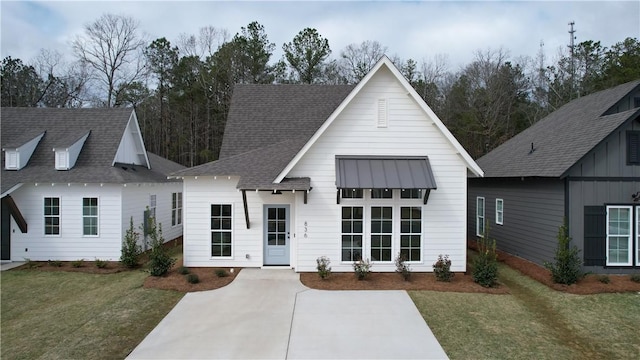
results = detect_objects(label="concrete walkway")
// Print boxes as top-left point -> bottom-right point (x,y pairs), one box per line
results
127,268 -> 448,360
0,261 -> 24,271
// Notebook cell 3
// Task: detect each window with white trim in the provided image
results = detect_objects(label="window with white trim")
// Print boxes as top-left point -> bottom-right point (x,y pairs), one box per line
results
172,192 -> 182,226
341,189 -> 363,199
149,194 -> 157,218
636,206 -> 640,266
496,198 -> 504,225
401,189 -> 422,199
476,197 -> 485,237
400,206 -> 421,262
606,206 -> 632,265
371,189 -> 392,199
82,197 -> 98,236
370,206 -> 393,261
44,197 -> 60,235
211,204 -> 232,257
341,207 -> 363,261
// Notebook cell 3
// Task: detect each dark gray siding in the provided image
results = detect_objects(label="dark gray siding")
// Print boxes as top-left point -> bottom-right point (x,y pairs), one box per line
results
468,178 -> 565,265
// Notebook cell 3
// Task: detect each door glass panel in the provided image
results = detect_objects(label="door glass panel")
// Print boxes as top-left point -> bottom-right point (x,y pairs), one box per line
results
267,207 -> 287,247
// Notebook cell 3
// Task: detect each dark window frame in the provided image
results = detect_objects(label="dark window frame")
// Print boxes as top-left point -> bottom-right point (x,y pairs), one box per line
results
627,131 -> 640,165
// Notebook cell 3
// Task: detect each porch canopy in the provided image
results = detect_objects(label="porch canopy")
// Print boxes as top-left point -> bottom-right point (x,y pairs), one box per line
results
335,156 -> 437,204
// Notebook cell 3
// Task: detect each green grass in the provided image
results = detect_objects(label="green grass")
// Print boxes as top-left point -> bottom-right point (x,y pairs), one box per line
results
410,264 -> 640,360
1,269 -> 184,360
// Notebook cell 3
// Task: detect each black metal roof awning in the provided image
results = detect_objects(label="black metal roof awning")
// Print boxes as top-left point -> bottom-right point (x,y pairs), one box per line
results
335,156 -> 437,204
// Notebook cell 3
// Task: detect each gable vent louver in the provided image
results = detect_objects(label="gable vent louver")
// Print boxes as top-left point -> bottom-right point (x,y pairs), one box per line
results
377,98 -> 388,128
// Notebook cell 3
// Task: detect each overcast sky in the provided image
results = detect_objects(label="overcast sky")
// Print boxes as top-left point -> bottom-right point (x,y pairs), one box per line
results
1,1 -> 639,71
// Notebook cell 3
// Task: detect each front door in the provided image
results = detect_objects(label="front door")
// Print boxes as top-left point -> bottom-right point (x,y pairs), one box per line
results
264,205 -> 290,265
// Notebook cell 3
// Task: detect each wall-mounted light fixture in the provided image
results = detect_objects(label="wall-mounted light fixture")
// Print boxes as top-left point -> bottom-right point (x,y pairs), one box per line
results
632,191 -> 640,202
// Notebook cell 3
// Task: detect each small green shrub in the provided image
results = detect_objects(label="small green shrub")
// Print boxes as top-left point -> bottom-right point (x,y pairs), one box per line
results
178,266 -> 190,275
215,269 -> 229,277
24,258 -> 39,269
353,258 -> 372,280
71,259 -> 85,268
120,217 -> 142,268
433,254 -> 454,282
48,260 -> 63,267
395,253 -> 411,281
95,259 -> 108,269
472,224 -> 499,288
316,256 -> 332,279
544,222 -> 583,285
146,217 -> 176,277
630,274 -> 640,283
186,274 -> 200,284
598,275 -> 611,284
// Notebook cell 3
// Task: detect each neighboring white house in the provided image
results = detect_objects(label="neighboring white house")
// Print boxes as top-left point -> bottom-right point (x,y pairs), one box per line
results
172,56 -> 483,272
1,108 -> 185,262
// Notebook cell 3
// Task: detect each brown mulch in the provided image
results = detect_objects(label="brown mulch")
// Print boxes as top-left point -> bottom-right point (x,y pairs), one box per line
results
142,257 -> 239,292
14,261 -> 127,274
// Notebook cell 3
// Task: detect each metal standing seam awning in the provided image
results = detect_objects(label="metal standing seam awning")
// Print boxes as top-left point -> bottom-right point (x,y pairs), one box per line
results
335,156 -> 437,204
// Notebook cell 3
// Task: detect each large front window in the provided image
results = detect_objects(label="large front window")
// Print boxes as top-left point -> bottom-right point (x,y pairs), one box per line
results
606,206 -> 632,265
341,207 -> 363,261
370,206 -> 393,261
82,197 -> 98,236
400,207 -> 421,261
44,197 -> 60,235
211,204 -> 232,257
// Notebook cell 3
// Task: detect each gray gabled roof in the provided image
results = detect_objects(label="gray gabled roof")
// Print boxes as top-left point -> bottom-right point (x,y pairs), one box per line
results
1,107 -> 184,195
477,80 -> 640,178
173,84 -> 354,189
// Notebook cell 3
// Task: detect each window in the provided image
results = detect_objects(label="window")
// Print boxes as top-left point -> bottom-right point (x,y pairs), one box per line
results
371,189 -> 392,199
637,207 -> 640,266
82,198 -> 98,236
606,206 -> 632,265
496,199 -> 504,225
401,189 -> 422,199
627,131 -> 640,165
476,197 -> 485,237
44,197 -> 60,235
370,206 -> 393,261
341,189 -> 363,199
172,192 -> 182,226
211,204 -> 232,257
341,207 -> 363,261
149,194 -> 157,218
400,207 -> 421,262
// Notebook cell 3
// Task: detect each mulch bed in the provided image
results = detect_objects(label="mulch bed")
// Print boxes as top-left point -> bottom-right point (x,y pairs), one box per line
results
142,257 -> 239,292
14,261 -> 127,274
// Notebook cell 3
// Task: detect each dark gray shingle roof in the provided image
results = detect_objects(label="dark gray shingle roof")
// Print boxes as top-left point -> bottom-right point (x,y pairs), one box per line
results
174,84 -> 354,189
1,108 -> 184,194
477,80 -> 640,178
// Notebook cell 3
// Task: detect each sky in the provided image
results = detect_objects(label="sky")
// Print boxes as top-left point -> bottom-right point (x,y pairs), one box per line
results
1,0 -> 639,71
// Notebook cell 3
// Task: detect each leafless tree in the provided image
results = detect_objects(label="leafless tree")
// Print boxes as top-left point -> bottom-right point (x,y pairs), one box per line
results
340,40 -> 387,83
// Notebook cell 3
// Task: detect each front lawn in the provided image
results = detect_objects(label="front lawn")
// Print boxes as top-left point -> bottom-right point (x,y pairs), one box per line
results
1,269 -> 183,359
410,264 -> 640,359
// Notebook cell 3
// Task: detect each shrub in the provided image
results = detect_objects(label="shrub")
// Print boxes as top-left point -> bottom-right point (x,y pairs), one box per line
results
186,274 -> 200,284
395,253 -> 411,281
120,217 -> 142,268
178,266 -> 190,275
630,274 -> 640,283
146,216 -> 176,277
353,258 -> 372,280
48,260 -> 63,267
316,256 -> 332,279
433,254 -> 454,282
598,275 -> 610,284
95,259 -> 108,269
71,259 -> 84,268
544,222 -> 583,285
472,224 -> 498,287
24,258 -> 39,269
215,269 -> 228,277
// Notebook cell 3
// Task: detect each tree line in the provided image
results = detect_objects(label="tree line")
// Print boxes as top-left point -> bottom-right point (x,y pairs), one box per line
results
2,14 -> 639,165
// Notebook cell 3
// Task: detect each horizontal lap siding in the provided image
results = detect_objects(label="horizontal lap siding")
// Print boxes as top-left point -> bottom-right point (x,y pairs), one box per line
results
467,178 -> 565,265
9,184 -> 123,261
290,67 -> 469,272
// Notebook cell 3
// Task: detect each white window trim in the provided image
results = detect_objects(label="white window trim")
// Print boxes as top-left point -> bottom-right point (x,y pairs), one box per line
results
636,206 -> 640,267
476,197 -> 485,237
171,192 -> 183,227
82,197 -> 99,237
496,198 -> 504,225
400,206 -> 422,263
44,196 -> 61,237
340,206 -> 364,263
149,194 -> 157,219
605,205 -> 633,266
370,205 -> 394,263
210,203 -> 233,259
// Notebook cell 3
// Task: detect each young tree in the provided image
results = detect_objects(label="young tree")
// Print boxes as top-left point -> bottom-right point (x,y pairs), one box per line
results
283,28 -> 331,84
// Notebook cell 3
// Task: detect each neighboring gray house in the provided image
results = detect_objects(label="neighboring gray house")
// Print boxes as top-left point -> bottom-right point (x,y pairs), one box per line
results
468,80 -> 640,273
1,108 -> 184,262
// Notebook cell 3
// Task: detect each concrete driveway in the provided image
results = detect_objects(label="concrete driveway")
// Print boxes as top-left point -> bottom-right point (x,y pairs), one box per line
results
127,268 -> 448,360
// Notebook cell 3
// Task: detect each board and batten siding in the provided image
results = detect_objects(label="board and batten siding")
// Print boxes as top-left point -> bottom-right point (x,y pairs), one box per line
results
467,178 -> 565,265
8,183 -> 123,261
288,66 -> 470,272
182,176 -> 299,267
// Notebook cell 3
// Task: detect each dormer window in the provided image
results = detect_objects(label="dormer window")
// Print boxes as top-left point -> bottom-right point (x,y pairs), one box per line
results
5,151 -> 18,170
2,132 -> 45,170
55,150 -> 70,170
52,131 -> 90,171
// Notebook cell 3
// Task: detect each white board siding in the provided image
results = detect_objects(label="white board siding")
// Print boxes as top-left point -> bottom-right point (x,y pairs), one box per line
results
289,67 -> 469,272
182,177 -> 298,268
8,184 -> 123,261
